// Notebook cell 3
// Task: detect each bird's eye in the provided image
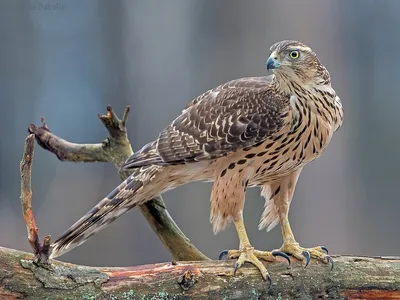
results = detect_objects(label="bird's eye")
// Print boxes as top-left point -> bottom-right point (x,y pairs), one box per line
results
289,50 -> 300,59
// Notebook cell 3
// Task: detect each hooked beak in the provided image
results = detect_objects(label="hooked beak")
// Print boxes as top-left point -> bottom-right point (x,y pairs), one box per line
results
266,54 -> 281,71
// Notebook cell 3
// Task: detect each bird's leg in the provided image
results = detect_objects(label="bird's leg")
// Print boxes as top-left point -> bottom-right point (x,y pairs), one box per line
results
258,170 -> 334,269
232,216 -> 271,282
219,218 -> 290,264
219,215 -> 290,284
277,214 -> 334,269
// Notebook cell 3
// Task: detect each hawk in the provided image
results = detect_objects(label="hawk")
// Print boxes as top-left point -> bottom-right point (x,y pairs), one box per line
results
50,40 -> 344,284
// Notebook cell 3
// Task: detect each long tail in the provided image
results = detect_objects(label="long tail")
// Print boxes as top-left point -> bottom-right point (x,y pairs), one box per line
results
50,165 -> 163,259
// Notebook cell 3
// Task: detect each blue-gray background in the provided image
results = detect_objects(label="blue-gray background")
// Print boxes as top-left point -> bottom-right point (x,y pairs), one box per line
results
1,0 -> 399,266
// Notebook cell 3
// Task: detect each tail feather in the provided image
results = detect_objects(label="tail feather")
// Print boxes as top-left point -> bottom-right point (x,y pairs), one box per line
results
50,165 -> 162,259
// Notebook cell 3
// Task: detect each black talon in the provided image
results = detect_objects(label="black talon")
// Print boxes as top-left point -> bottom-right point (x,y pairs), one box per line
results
267,274 -> 272,289
302,251 -> 311,268
272,250 -> 291,265
219,250 -> 229,260
321,246 -> 329,254
234,262 -> 239,276
326,255 -> 334,270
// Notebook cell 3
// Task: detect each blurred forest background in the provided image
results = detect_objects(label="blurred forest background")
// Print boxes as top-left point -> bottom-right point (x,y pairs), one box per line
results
0,0 -> 399,267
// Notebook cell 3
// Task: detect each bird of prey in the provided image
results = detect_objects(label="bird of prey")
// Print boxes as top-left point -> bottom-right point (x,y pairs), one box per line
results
50,40 -> 343,284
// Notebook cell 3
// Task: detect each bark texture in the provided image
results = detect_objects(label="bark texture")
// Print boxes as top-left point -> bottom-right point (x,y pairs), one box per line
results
19,135 -> 51,263
0,247 -> 399,299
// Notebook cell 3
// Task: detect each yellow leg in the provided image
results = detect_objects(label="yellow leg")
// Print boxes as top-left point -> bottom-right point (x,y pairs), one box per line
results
280,215 -> 298,245
278,215 -> 333,269
234,216 -> 251,248
221,218 -> 290,264
232,217 -> 271,282
218,216 -> 290,285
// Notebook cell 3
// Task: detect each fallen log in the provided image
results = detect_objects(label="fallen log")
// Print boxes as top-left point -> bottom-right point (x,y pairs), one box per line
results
0,247 -> 399,299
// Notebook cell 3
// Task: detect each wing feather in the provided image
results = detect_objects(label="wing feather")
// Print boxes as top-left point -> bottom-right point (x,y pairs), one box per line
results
123,76 -> 290,169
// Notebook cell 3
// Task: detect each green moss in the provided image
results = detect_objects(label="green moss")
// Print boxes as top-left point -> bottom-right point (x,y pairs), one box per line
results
121,289 -> 135,300
251,289 -> 260,299
81,293 -> 96,300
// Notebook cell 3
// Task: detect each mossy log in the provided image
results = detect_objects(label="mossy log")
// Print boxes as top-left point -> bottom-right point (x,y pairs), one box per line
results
0,247 -> 399,299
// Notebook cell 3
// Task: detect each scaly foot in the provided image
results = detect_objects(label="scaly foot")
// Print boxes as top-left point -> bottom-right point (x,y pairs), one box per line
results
225,217 -> 290,285
277,243 -> 334,270
219,248 -> 290,264
220,246 -> 275,286
219,248 -> 290,287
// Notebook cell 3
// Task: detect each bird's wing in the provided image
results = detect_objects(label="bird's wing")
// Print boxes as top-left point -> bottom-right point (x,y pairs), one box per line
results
123,76 -> 290,169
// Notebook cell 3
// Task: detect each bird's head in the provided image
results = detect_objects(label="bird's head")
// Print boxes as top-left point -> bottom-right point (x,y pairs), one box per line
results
266,40 -> 330,87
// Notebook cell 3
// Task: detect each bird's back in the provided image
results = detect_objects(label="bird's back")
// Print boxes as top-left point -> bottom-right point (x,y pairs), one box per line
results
123,76 -> 290,170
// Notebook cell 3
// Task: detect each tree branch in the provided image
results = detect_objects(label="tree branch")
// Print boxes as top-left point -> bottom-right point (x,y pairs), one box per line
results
19,134 -> 51,263
27,106 -> 208,261
0,247 -> 399,299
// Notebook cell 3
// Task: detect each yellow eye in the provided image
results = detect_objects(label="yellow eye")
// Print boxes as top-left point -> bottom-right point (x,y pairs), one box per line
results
289,50 -> 300,59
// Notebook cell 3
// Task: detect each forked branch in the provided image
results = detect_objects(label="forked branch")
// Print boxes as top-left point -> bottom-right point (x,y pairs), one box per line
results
28,106 -> 208,261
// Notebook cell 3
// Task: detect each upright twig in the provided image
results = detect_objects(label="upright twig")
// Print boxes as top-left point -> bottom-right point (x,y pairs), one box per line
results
19,134 -> 51,263
28,106 -> 209,261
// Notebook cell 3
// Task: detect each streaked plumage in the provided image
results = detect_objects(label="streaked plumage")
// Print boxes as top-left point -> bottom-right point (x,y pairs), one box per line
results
125,76 -> 289,167
50,40 -> 343,280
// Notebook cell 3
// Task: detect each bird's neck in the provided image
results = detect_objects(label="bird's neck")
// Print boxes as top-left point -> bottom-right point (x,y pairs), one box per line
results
271,73 -> 343,131
271,72 -> 333,97
271,73 -> 293,96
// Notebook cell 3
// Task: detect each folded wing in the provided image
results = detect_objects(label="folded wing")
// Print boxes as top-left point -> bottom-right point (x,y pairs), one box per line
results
123,76 -> 290,169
